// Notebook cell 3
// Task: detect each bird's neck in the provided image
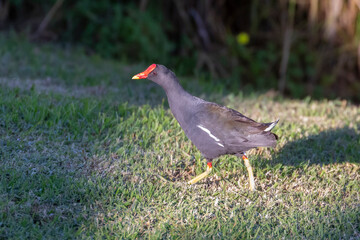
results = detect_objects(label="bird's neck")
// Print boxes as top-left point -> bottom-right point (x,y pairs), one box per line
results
162,80 -> 193,123
162,80 -> 184,96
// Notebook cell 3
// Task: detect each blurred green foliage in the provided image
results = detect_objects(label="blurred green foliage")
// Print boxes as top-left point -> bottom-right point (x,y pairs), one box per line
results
8,0 -> 183,64
64,1 -> 174,63
3,0 -> 360,101
226,34 -> 279,90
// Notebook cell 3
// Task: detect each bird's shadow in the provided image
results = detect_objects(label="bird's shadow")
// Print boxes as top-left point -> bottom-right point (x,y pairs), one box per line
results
160,126 -> 359,185
217,126 -> 359,189
265,126 -> 359,168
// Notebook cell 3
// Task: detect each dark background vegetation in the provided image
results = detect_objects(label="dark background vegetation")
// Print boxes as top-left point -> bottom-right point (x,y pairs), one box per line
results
1,0 -> 360,101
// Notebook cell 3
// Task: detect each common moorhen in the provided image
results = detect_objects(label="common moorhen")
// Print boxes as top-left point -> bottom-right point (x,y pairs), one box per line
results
132,64 -> 278,190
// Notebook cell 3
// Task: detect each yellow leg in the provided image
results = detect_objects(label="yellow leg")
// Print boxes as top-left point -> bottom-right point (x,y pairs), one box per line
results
188,162 -> 212,185
242,155 -> 255,191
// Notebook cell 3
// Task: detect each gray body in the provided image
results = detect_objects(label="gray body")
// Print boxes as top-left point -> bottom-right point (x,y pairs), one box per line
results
147,65 -> 278,160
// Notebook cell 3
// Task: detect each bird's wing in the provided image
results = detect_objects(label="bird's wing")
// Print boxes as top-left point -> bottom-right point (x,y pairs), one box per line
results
193,102 -> 277,149
195,102 -> 271,133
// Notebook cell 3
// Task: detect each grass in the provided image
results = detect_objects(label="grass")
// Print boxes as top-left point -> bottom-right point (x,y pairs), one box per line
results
0,33 -> 359,239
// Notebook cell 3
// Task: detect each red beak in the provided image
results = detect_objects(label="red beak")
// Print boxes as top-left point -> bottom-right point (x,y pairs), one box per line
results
132,64 -> 157,79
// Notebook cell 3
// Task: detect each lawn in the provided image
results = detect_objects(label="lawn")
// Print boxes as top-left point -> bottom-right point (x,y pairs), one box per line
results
0,34 -> 359,239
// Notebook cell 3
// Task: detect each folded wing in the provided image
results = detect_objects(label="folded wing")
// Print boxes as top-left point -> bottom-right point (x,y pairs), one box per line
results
193,103 -> 278,153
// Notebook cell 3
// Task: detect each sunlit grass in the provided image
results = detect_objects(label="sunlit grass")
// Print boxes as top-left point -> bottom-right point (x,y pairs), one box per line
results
0,34 -> 359,239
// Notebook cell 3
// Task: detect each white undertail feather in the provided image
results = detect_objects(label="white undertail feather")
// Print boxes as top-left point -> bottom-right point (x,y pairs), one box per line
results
197,125 -> 224,148
264,119 -> 279,132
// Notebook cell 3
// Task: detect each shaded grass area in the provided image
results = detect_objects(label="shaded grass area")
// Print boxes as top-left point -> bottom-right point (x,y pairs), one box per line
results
0,33 -> 216,106
1,35 -> 360,239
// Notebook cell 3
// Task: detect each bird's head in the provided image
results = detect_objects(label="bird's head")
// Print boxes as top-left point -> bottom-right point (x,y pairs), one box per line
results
132,64 -> 177,87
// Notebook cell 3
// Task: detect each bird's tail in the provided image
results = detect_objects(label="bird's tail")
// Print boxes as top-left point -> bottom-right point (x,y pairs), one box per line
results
263,119 -> 279,141
263,119 -> 279,132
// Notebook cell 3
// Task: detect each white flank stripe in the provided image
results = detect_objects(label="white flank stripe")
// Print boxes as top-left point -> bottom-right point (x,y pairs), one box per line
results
216,142 -> 225,147
197,125 -> 221,142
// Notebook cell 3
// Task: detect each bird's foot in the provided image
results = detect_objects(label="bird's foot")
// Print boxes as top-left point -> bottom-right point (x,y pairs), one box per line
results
188,162 -> 212,185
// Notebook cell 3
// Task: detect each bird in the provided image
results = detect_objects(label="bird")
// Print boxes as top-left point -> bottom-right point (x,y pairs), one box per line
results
132,64 -> 278,190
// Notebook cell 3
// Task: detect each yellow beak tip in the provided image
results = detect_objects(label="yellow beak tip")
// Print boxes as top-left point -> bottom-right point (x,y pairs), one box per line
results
132,76 -> 140,80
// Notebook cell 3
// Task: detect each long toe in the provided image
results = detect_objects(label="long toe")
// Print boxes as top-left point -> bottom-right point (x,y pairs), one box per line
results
188,170 -> 210,184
